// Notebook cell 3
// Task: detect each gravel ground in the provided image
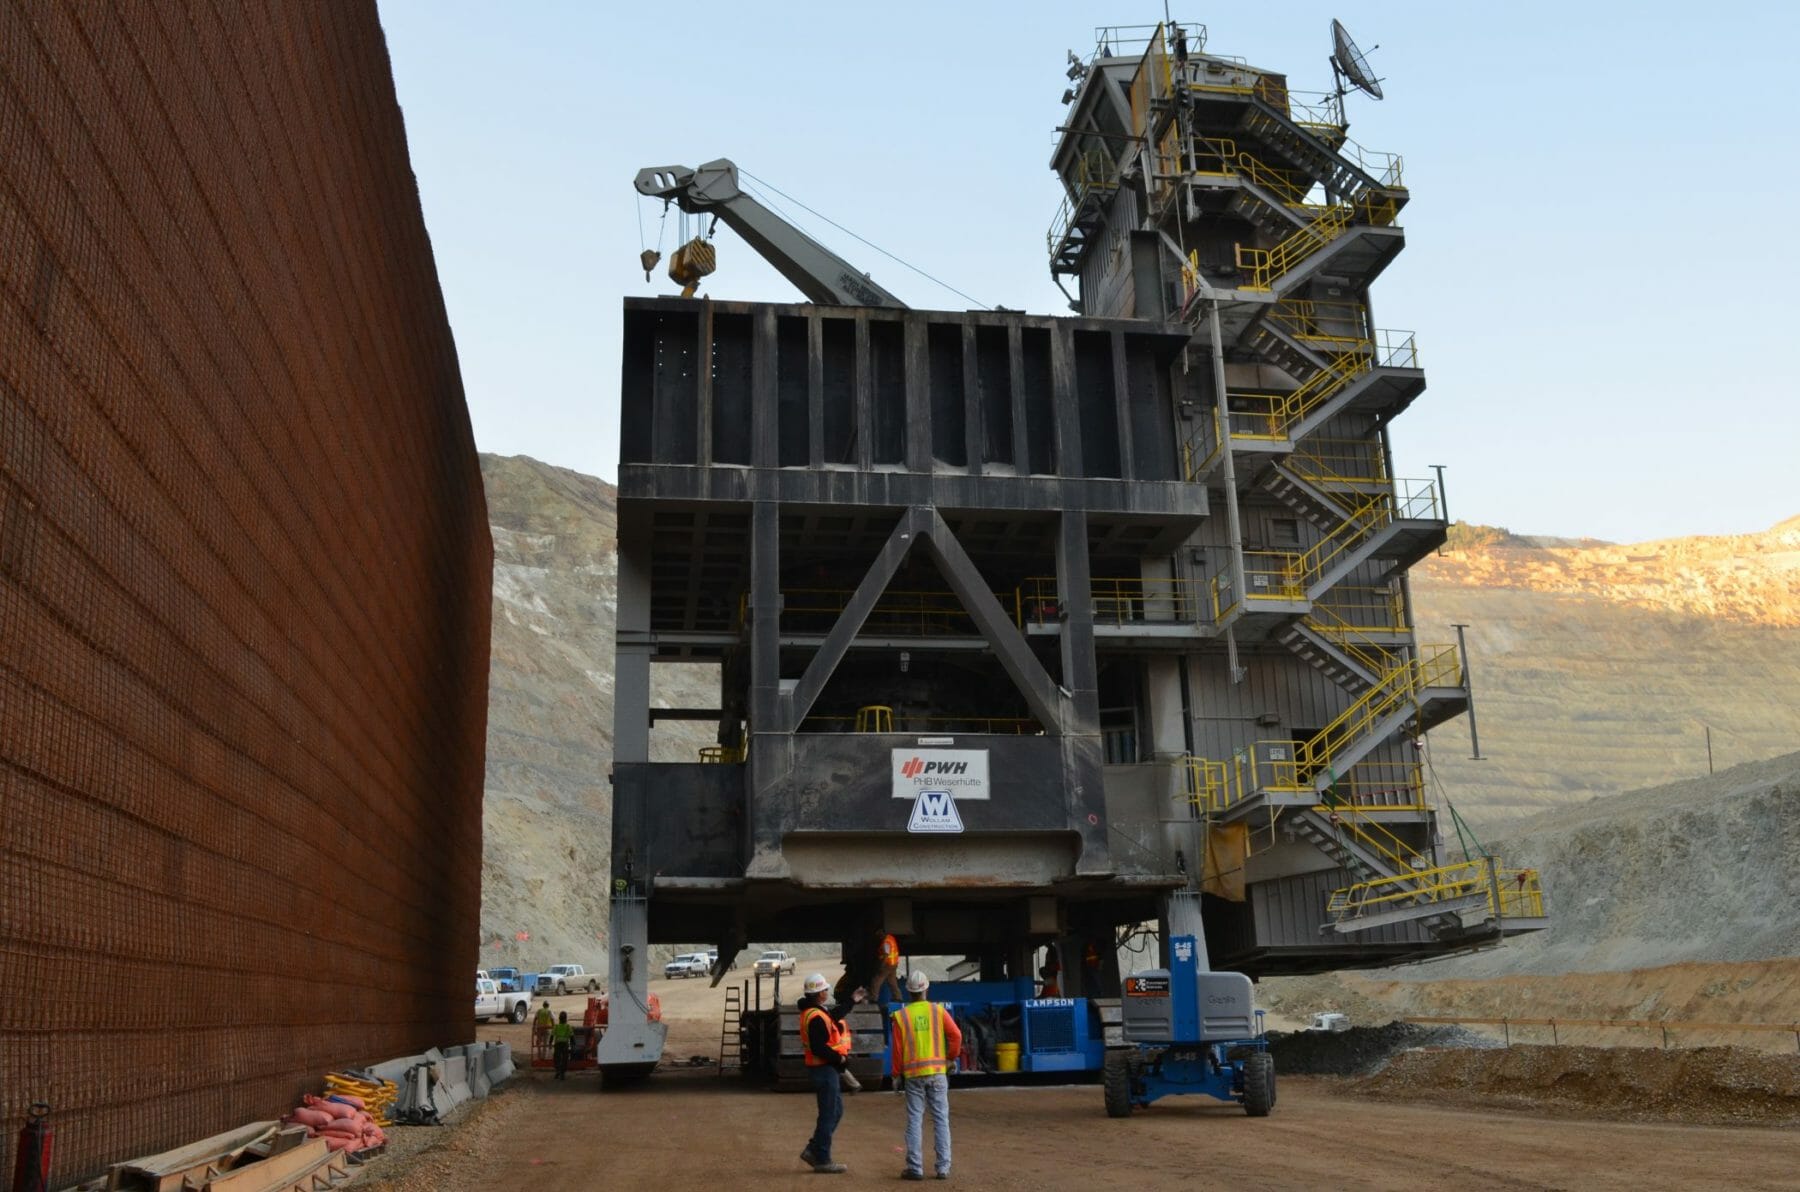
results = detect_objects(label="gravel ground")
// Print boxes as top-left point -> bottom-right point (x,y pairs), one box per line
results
1265,1020 -> 1502,1076
1358,1043 -> 1800,1127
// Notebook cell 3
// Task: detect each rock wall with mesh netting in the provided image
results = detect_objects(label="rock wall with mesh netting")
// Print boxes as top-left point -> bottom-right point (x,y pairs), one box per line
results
0,1 -> 489,1180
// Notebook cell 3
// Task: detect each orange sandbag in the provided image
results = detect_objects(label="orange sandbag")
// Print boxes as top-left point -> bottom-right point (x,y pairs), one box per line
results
287,1107 -> 332,1129
327,1093 -> 366,1110
322,1136 -> 358,1153
320,1120 -> 361,1138
304,1095 -> 356,1120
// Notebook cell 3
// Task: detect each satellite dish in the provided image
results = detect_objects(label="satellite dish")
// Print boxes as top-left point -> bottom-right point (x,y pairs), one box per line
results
1329,18 -> 1383,101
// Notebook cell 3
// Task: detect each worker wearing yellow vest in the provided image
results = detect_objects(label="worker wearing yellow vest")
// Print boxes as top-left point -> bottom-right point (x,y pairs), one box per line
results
888,970 -> 963,1180
799,972 -> 866,1174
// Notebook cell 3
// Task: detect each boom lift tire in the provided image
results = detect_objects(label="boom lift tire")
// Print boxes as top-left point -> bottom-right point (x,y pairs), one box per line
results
1242,1052 -> 1275,1117
1103,1050 -> 1134,1118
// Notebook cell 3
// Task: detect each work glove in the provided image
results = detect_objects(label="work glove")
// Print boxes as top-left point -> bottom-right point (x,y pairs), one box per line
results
894,1076 -> 906,1094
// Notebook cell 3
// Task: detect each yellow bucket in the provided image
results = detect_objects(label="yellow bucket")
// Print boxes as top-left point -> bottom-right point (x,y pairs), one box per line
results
995,1043 -> 1021,1073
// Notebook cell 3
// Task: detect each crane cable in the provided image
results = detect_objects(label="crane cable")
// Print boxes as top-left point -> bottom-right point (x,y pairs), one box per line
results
736,167 -> 991,310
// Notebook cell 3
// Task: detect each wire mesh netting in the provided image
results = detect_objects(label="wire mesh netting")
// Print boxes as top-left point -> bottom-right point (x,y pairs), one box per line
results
0,1 -> 491,1182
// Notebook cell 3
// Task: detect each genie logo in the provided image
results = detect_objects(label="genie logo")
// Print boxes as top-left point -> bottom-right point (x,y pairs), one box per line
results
892,748 -> 989,800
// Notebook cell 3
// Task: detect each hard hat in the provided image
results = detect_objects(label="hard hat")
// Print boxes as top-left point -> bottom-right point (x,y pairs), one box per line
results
906,970 -> 930,994
803,973 -> 831,995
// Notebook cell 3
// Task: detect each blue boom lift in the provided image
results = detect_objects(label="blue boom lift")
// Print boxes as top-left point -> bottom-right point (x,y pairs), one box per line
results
1104,935 -> 1275,1117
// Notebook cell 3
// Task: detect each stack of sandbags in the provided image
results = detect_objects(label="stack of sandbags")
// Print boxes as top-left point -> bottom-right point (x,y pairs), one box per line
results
325,1072 -> 398,1125
282,1093 -> 389,1155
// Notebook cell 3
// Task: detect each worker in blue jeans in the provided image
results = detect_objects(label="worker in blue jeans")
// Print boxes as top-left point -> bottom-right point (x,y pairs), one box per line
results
799,973 -> 866,1173
889,970 -> 963,1180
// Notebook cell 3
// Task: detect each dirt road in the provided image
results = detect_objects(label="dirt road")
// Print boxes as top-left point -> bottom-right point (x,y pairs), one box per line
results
361,963 -> 1800,1191
361,1065 -> 1799,1192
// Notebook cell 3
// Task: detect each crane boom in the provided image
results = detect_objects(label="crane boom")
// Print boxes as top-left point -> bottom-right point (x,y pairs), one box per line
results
634,159 -> 907,309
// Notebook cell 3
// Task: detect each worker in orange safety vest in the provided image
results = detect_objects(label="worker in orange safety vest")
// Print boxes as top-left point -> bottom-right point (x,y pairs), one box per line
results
873,927 -> 903,1003
799,972 -> 865,1174
888,970 -> 963,1180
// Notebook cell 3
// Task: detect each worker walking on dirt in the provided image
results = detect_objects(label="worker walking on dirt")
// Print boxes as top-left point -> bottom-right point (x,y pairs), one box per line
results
799,973 -> 866,1174
889,970 -> 961,1181
551,1010 -> 574,1080
534,1000 -> 553,1029
874,927 -> 903,1003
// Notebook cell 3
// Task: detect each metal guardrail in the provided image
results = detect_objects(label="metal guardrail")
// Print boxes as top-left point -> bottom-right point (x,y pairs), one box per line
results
1402,1014 -> 1800,1052
1021,576 -> 1207,627
750,587 -> 1022,637
800,714 -> 1041,736
1326,856 -> 1541,921
1183,757 -> 1428,815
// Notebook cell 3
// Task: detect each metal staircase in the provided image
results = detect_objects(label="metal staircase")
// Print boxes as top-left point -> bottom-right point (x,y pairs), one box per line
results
1275,619 -> 1381,692
1290,644 -> 1462,788
1237,99 -> 1403,206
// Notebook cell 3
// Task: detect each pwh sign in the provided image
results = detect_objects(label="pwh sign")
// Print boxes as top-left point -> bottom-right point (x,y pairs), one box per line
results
907,790 -> 965,834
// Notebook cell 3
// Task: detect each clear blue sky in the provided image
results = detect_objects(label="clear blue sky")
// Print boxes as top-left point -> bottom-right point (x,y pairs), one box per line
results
379,1 -> 1798,543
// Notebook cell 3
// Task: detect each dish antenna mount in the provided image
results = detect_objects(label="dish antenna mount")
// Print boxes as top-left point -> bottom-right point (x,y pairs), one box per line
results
1329,18 -> 1384,103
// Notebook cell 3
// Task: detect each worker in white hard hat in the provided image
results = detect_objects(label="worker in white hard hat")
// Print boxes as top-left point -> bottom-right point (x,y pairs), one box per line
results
798,972 -> 866,1174
888,969 -> 962,1181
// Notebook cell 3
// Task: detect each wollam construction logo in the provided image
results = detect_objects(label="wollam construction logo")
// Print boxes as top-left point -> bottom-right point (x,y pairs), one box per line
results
891,749 -> 989,799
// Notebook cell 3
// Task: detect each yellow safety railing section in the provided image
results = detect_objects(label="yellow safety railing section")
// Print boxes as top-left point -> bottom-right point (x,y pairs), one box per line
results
1209,477 -> 1441,615
1233,190 -> 1400,291
1207,550 -> 1309,622
1184,138 -> 1325,211
1020,576 -> 1208,626
698,742 -> 748,763
1326,858 -> 1544,923
1303,601 -> 1403,677
1283,436 -> 1391,489
1283,480 -> 1432,594
1266,298 -> 1371,348
747,587 -> 1023,637
1311,584 -> 1409,633
1047,149 -> 1123,261
1292,642 -> 1460,784
801,713 -> 1041,736
1322,759 -> 1427,808
1184,756 -> 1426,816
1183,332 -> 1421,476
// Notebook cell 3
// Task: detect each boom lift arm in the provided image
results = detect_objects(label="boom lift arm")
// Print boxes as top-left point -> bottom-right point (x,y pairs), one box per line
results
634,159 -> 907,309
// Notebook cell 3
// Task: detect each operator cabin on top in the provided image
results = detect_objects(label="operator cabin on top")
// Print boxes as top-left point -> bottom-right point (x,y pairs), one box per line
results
597,19 -> 1545,1084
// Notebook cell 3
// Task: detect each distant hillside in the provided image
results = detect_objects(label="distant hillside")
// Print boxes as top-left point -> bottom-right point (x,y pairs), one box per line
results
1447,751 -> 1800,975
477,455 -> 711,974
1413,516 -> 1800,825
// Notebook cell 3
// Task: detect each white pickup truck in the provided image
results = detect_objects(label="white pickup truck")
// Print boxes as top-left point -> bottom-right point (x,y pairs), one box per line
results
476,977 -> 532,1023
533,964 -> 600,995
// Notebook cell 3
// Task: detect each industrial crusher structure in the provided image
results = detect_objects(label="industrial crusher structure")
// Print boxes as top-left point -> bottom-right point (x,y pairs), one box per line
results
600,21 -> 1546,1077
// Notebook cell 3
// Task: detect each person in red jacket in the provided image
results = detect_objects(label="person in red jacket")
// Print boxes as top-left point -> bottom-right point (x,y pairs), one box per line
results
889,970 -> 963,1180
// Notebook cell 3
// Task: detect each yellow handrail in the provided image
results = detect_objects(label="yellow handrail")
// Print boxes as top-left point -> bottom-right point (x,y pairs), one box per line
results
1283,437 -> 1390,487
1182,756 -> 1427,815
1327,858 -> 1543,921
1293,643 -> 1460,783
1311,585 -> 1409,633
802,713 -> 1041,736
1020,576 -> 1208,626
1266,298 -> 1371,347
